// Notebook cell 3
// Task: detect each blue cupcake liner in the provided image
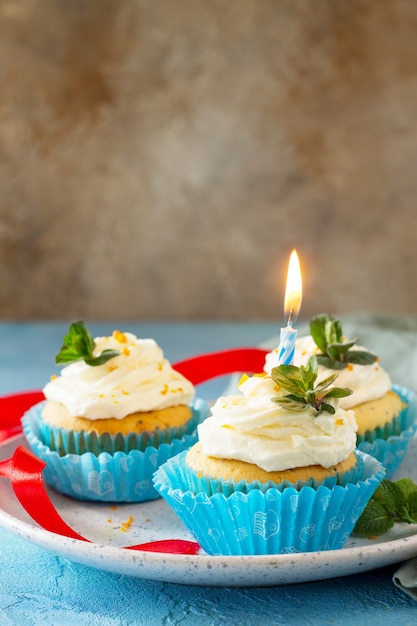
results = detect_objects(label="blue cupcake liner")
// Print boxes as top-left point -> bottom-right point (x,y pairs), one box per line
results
153,449 -> 385,555
35,401 -> 202,456
173,450 -> 363,496
357,384 -> 417,478
22,397 -> 209,503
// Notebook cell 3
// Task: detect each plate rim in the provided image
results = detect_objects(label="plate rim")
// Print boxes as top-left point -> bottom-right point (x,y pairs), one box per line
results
2,397 -> 417,587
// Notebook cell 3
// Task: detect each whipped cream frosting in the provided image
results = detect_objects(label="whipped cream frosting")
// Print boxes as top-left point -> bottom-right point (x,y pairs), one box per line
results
43,331 -> 195,419
197,374 -> 357,472
264,335 -> 391,409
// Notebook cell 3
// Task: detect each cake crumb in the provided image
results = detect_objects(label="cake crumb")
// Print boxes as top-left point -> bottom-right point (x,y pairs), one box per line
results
120,515 -> 134,532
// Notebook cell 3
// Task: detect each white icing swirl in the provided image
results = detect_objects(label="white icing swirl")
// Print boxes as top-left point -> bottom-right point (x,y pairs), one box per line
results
197,374 -> 357,472
264,335 -> 391,409
43,332 -> 195,419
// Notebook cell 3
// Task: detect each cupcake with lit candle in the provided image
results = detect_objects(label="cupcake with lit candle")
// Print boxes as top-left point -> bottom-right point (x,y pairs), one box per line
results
153,357 -> 385,555
22,321 -> 208,502
265,314 -> 417,477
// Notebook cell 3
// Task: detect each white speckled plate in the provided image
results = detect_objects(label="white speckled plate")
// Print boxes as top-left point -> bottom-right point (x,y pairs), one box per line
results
1,434 -> 417,587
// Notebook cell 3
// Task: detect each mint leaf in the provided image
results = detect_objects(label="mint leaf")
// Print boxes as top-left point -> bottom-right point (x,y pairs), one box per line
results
320,402 -> 335,414
271,356 -> 352,415
354,477 -> 417,537
309,314 -> 331,353
405,493 -> 417,524
323,388 -> 352,399
84,349 -> 121,367
344,350 -> 379,366
271,364 -> 306,396
394,478 -> 417,499
354,500 -> 394,537
313,373 -> 339,394
396,478 -> 417,524
56,321 -> 120,367
315,355 -> 346,370
271,395 -> 308,411
374,479 -> 405,513
310,314 -> 377,370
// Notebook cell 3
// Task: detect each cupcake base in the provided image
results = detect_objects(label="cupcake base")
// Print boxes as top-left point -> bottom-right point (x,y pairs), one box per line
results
153,449 -> 385,556
22,398 -> 209,502
357,384 -> 417,478
37,402 -> 199,456
184,443 -> 359,495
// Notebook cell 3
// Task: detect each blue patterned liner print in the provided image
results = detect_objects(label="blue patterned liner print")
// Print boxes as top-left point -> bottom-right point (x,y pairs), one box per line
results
153,450 -> 385,556
21,397 -> 209,502
357,384 -> 417,478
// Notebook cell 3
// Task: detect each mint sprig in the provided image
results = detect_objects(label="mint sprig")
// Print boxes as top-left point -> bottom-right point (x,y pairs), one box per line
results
310,314 -> 377,370
55,321 -> 120,367
354,478 -> 417,537
271,356 -> 352,415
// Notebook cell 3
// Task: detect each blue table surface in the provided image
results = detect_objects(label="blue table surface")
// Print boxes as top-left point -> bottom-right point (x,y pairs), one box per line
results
1,319 -> 417,626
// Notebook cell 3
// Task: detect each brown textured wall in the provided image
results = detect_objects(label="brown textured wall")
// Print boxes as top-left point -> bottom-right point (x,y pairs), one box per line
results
0,0 -> 416,321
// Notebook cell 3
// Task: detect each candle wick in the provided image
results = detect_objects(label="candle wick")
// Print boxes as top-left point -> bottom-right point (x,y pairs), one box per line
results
287,309 -> 295,328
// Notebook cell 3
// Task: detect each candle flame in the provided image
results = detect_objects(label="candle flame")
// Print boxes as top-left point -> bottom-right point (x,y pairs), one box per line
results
284,249 -> 302,325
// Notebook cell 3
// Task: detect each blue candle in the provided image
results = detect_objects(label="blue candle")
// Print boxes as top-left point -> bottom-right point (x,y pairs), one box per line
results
277,324 -> 298,365
277,250 -> 303,365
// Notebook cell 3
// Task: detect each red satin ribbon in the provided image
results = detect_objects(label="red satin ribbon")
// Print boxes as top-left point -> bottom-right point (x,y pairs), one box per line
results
173,347 -> 269,385
0,391 -> 44,443
0,445 -> 86,540
0,447 -> 200,554
0,347 -> 269,554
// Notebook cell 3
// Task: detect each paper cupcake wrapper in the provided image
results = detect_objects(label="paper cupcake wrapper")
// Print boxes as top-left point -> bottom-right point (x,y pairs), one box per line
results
22,397 -> 209,503
168,451 -> 363,497
153,450 -> 385,555
356,384 -> 417,478
35,400 -> 206,456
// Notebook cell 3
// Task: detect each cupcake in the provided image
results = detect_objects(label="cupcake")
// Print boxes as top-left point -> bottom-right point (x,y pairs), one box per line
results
153,357 -> 385,555
264,314 -> 417,477
22,321 -> 209,502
